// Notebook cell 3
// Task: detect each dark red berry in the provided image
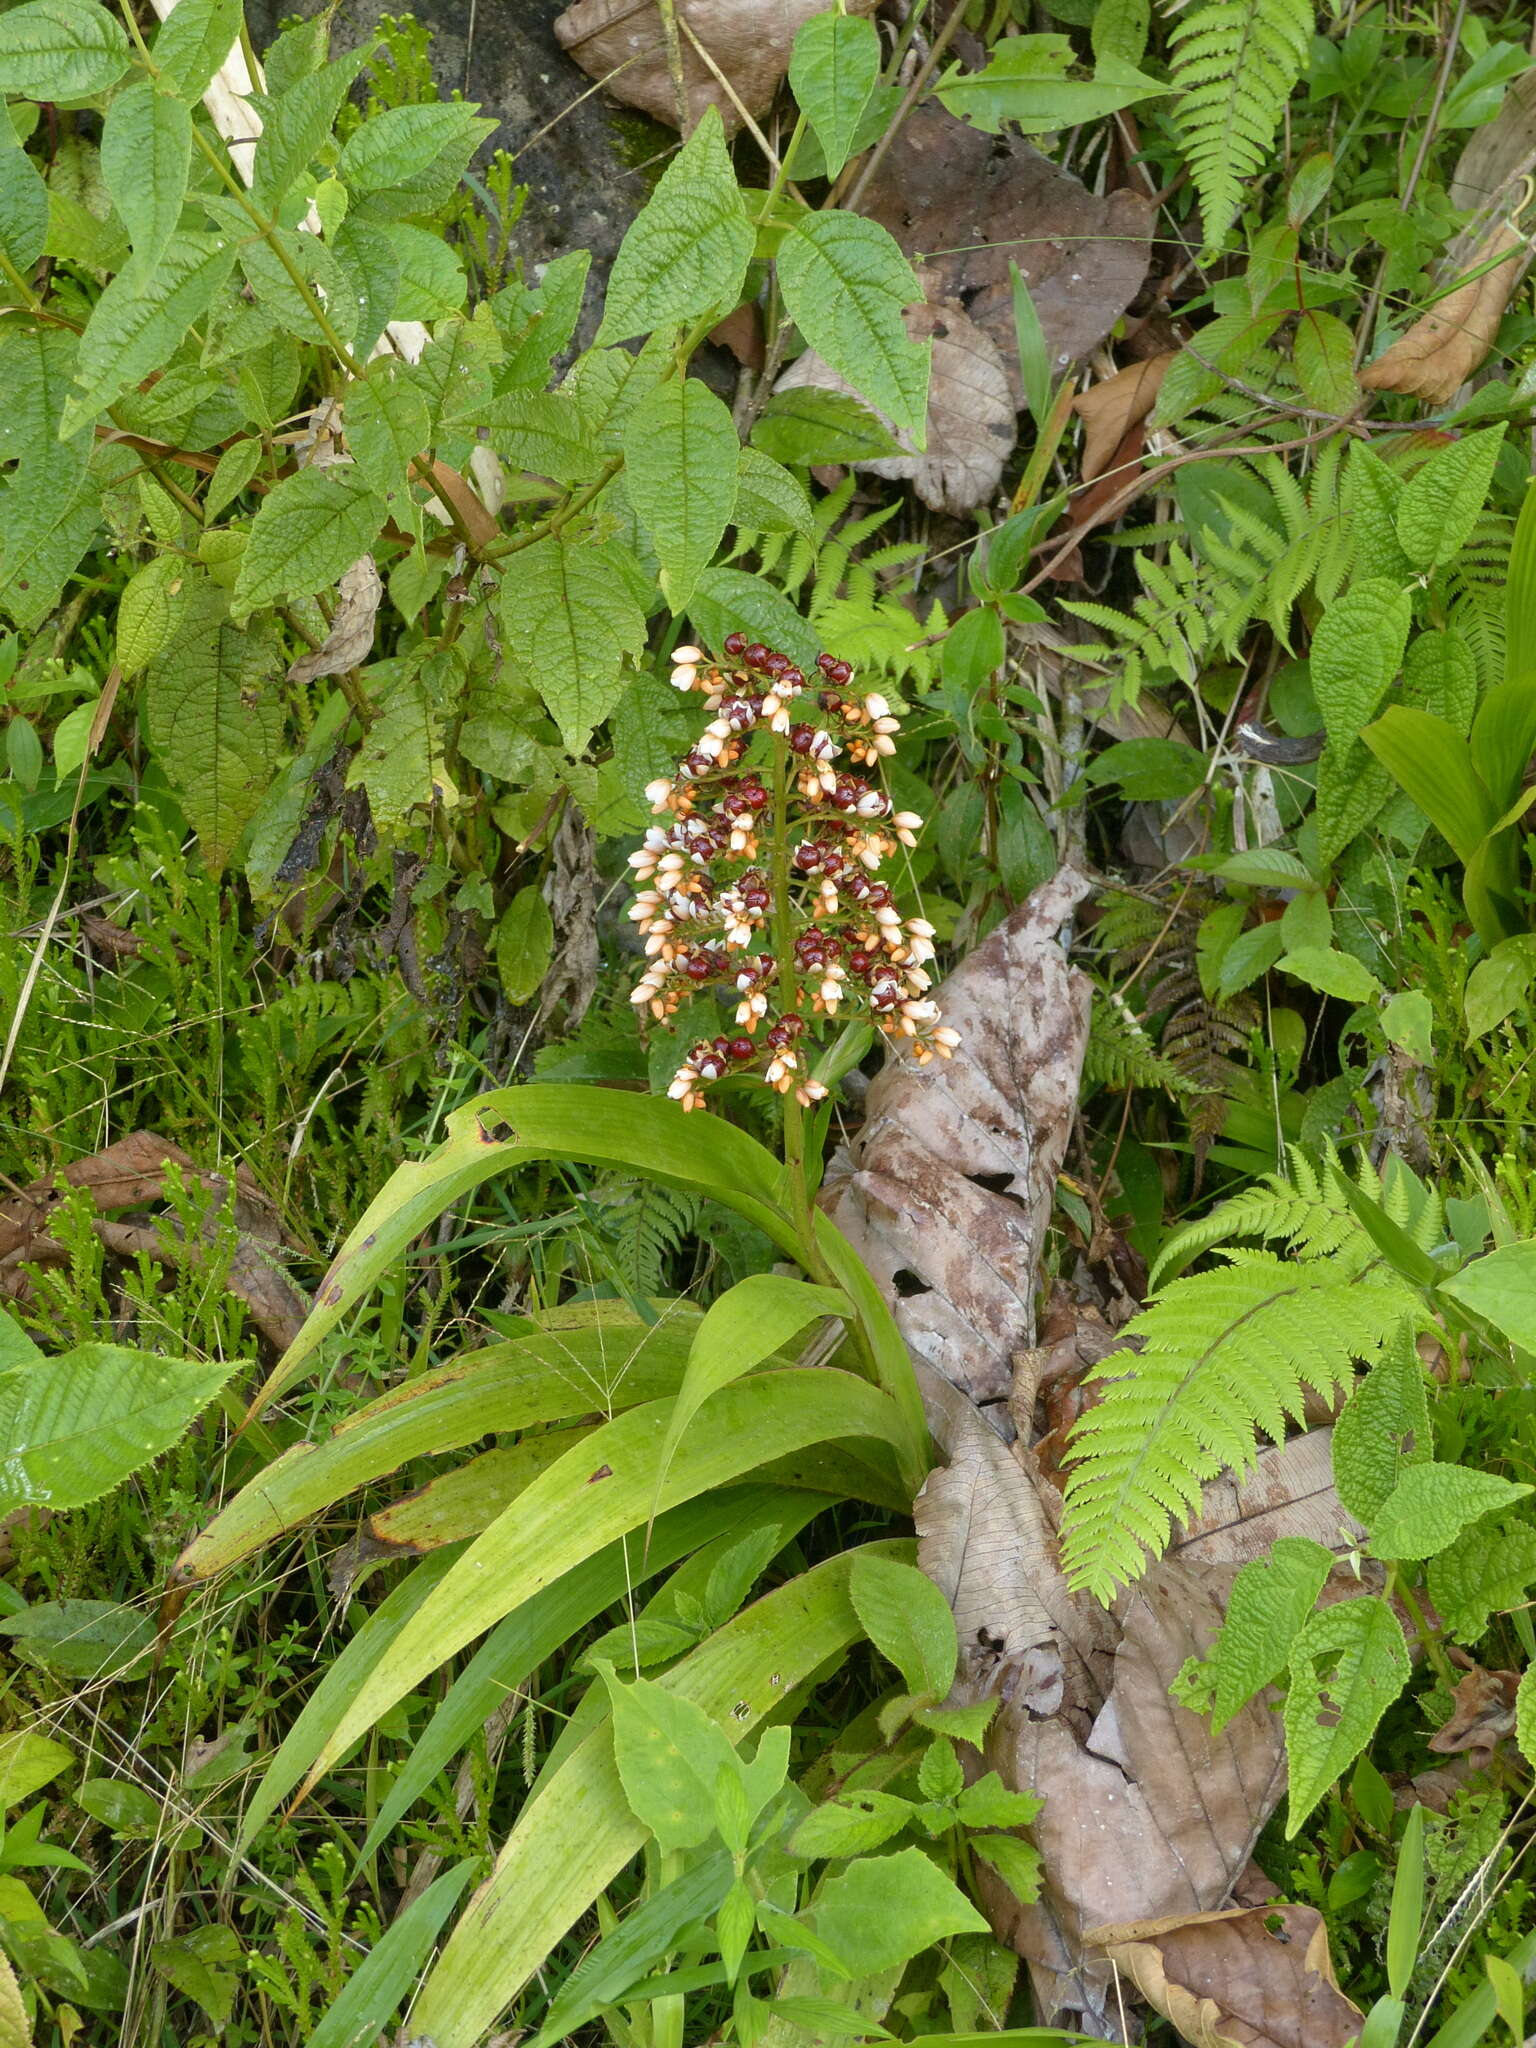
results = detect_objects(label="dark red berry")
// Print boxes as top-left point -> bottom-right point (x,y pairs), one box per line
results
744,783 -> 769,810
723,631 -> 747,657
686,956 -> 712,981
790,725 -> 814,754
819,689 -> 841,712
744,642 -> 769,669
828,659 -> 852,685
729,1036 -> 755,1061
849,949 -> 871,975
713,1035 -> 731,1054
816,653 -> 838,676
781,668 -> 804,691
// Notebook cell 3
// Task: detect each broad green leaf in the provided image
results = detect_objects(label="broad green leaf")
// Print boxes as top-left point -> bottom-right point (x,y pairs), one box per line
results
1362,707 -> 1495,866
192,1314 -> 702,1579
0,1345 -> 228,1512
60,230 -> 235,434
203,437 -> 264,522
1440,1240 -> 1536,1352
0,435 -> 97,630
287,1371 -> 907,1806
751,387 -> 902,467
0,1598 -> 154,1680
1506,473 -> 1536,689
347,357 -> 430,497
225,210 -> 360,349
733,445 -> 816,538
598,107 -> 753,344
788,12 -> 881,180
0,0 -> 130,99
1277,945 -> 1381,1004
383,219 -> 467,320
231,467 -> 389,615
1092,0 -> 1151,63
1293,310 -> 1358,415
1209,846 -> 1316,889
242,1087 -> 791,1418
495,884 -> 554,1003
600,1665 -> 742,1849
307,1863 -> 475,2048
622,375 -> 739,609
789,1790 -> 914,1860
687,566 -> 821,675
144,588 -> 285,870
485,388 -> 604,486
498,533 -> 647,753
249,45 -> 369,210
151,0 -> 243,100
0,124 -> 47,275
1285,1597 -> 1410,1834
1518,1663 -> 1536,1771
1380,989 -> 1433,1064
406,1541 -> 910,2048
654,1273 -> 851,1512
494,247 -> 591,389
953,1772 -> 1043,1830
849,1551 -> 957,1699
116,554 -> 186,677
338,101 -> 494,220
1311,578 -> 1413,741
0,1731 -> 72,1810
1332,1340 -> 1430,1525
1395,426 -> 1506,570
1402,627 -> 1477,737
346,650 -> 459,831
806,1846 -> 985,1974
1470,673 -> 1536,813
0,1311 -> 41,1370
100,80 -> 191,279
330,214 -> 401,358
1372,1461 -> 1532,1561
776,212 -> 929,445
1208,1536 -> 1335,1732
933,38 -> 1165,135
1428,1516 -> 1536,1642
969,1832 -> 1042,1907
1464,935 -> 1536,1038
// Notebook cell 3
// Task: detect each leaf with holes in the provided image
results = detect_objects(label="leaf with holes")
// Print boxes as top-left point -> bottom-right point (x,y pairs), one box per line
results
1285,1597 -> 1410,1834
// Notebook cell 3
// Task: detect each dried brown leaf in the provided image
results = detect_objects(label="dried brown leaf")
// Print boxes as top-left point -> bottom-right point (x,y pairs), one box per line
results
1085,1904 -> 1362,2048
553,0 -> 875,133
287,555 -> 383,685
1359,221 -> 1525,405
1427,1663 -> 1519,1761
821,869 -> 1093,1405
859,106 -> 1155,403
1073,354 -> 1174,483
776,296 -> 1016,514
1169,1430 -> 1362,1568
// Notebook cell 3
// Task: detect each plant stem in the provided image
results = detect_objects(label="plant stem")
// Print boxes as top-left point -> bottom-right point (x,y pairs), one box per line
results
769,732 -> 818,1260
1394,1572 -> 1457,1691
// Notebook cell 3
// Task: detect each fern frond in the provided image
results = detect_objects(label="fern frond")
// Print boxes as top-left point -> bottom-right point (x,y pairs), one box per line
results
1083,986 -> 1195,1096
1061,1251 -> 1414,1600
599,1182 -> 702,1295
1152,1144 -> 1364,1282
1169,0 -> 1313,248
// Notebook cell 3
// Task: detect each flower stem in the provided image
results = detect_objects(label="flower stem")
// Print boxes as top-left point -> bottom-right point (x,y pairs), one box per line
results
769,732 -> 817,1261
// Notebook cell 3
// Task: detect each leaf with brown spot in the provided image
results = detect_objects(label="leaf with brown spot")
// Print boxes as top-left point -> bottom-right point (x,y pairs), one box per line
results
287,555 -> 383,684
1085,1904 -> 1363,2048
859,106 -> 1155,404
1072,353 -> 1174,483
553,0 -> 877,134
1359,221 -> 1525,406
776,295 -> 1016,513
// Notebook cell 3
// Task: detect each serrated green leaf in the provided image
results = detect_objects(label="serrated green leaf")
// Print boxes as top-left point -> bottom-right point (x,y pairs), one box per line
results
116,553 -> 187,676
346,357 -> 429,497
493,248 -> 591,389
1372,1461 -> 1531,1560
346,650 -> 459,831
484,388 -> 603,487
222,209 -> 359,350
1396,427 -> 1506,570
1333,1340 -> 1431,1526
330,214 -> 401,358
61,230 -> 235,435
249,45 -> 369,209
776,211 -> 930,445
969,1830 -> 1042,1905
0,1345 -> 229,1511
1380,989 -> 1433,1065
0,0 -> 130,99
382,219 -> 467,320
848,1551 -> 956,1699
1278,945 -> 1382,1004
1311,578 -> 1414,742
232,466 -> 388,615
1517,1662 -> 1535,1770
0,123 -> 47,275
1208,1536 -> 1335,1732
751,387 -> 902,467
954,1771 -> 1043,1829
1293,309 -> 1358,415
1285,1598 -> 1410,1834
933,37 -> 1164,135
622,375 -> 739,609
151,0 -> 243,100
1427,1516 -> 1536,1641
807,1845 -> 986,1973
1439,1240 -> 1536,1352
789,1788 -> 914,1860
204,438 -> 264,523
0,435 -> 97,630
495,885 -> 554,1004
598,107 -> 752,345
788,12 -> 881,180
144,578 -> 285,869
338,101 -> 495,221
100,79 -> 191,279
733,446 -> 815,537
498,534 -> 647,753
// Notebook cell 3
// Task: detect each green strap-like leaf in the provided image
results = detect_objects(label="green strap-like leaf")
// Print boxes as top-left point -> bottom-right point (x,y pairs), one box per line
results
406,1540 -> 911,2048
306,1861 -> 476,2048
776,212 -> 930,445
286,1372 -> 908,1807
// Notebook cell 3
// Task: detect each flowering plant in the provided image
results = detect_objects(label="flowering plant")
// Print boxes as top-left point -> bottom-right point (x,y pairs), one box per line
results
628,634 -> 960,1120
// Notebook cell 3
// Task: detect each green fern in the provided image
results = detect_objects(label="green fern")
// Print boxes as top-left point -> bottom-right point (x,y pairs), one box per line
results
1061,1249 -> 1415,1601
1168,0 -> 1313,249
599,1181 -> 703,1296
1083,985 -> 1194,1097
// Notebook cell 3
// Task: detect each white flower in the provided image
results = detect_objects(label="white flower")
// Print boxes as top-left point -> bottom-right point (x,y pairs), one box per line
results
672,645 -> 703,664
670,663 -> 698,692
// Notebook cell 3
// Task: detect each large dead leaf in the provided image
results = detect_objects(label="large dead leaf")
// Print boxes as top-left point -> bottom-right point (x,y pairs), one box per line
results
287,554 -> 382,684
1359,220 -> 1526,405
553,0 -> 875,133
1085,1905 -> 1363,2048
822,869 -> 1093,1407
859,106 -> 1155,405
1427,1662 -> 1519,1763
776,293 -> 1016,514
1073,354 -> 1174,484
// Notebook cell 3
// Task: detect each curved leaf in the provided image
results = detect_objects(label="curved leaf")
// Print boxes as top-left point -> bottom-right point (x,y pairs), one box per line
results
776,212 -> 930,445
0,1346 -> 229,1512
